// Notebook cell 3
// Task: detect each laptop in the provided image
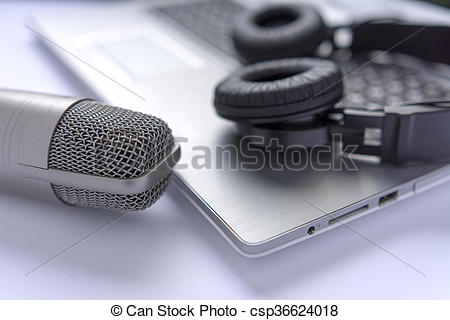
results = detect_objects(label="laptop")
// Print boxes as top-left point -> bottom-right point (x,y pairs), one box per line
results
32,0 -> 450,256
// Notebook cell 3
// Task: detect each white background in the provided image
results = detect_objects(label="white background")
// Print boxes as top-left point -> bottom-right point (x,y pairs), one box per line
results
0,1 -> 449,299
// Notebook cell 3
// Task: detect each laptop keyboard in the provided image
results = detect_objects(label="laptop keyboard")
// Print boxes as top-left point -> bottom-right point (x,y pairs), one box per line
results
156,0 -> 450,107
337,59 -> 450,108
156,0 -> 243,59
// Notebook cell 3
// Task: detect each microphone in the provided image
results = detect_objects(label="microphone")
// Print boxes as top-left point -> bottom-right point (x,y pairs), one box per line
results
0,89 -> 180,211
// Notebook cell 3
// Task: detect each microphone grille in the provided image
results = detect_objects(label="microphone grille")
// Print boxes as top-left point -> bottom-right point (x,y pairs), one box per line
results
48,100 -> 174,211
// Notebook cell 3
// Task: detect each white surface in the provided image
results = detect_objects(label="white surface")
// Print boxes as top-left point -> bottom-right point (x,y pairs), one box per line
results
0,1 -> 449,299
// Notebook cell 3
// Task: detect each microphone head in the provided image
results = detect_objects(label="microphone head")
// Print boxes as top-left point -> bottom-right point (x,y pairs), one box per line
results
48,100 -> 175,211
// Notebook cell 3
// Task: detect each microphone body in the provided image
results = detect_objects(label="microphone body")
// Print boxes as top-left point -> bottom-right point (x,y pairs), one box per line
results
0,90 -> 79,177
0,89 -> 180,211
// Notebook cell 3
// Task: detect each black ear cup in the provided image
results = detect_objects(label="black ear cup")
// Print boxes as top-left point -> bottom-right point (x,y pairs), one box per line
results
232,4 -> 328,63
214,58 -> 343,124
215,5 -> 342,149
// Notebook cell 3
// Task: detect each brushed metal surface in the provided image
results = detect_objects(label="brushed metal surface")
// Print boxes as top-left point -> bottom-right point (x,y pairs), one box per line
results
130,61 -> 447,253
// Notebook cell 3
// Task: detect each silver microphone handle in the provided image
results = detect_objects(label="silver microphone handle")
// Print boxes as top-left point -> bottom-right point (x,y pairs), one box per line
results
0,89 -> 84,177
0,89 -> 85,204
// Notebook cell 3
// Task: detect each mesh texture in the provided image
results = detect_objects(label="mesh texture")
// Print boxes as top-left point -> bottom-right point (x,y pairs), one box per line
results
52,176 -> 170,212
48,100 -> 174,211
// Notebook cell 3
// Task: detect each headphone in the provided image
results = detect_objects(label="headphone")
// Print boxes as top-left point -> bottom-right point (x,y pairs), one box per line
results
213,4 -> 450,165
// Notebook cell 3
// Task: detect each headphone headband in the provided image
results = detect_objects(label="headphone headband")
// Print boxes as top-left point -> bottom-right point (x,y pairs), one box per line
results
332,102 -> 450,164
350,22 -> 450,65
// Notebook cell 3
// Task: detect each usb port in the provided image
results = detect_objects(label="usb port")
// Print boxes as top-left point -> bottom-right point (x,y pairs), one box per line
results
378,191 -> 398,206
